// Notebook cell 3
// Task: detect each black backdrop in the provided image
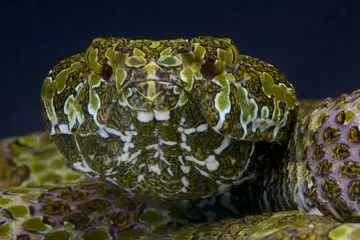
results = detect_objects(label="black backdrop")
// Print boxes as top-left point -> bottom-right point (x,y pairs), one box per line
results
1,0 -> 359,137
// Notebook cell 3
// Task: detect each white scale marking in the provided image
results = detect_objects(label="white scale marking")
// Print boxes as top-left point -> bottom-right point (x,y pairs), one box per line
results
185,156 -> 205,166
195,166 -> 210,177
146,144 -> 158,150
117,153 -> 129,163
124,142 -> 131,153
159,150 -> 170,165
205,155 -> 219,171
180,133 -> 187,142
73,161 -> 91,173
160,178 -> 168,184
180,165 -> 191,174
180,142 -> 191,152
137,111 -> 154,122
149,164 -> 162,175
153,149 -> 160,158
104,127 -> 122,136
181,176 -> 189,187
196,124 -> 208,132
75,82 -> 83,92
212,78 -> 231,132
137,174 -> 145,182
184,128 -> 196,134
178,156 -> 185,165
97,128 -> 109,138
120,132 -> 132,142
104,126 -> 139,166
47,98 -> 59,135
63,95 -> 76,130
129,150 -> 141,162
124,131 -> 133,135
50,125 -> 56,135
154,109 -> 171,121
105,168 -> 114,175
137,110 -> 171,122
180,117 -> 186,124
214,137 -> 231,155
105,177 -> 119,186
58,124 -> 71,134
160,138 -> 177,145
167,167 -> 174,176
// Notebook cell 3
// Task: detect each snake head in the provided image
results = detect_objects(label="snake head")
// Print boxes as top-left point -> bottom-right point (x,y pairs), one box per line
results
40,36 -> 299,200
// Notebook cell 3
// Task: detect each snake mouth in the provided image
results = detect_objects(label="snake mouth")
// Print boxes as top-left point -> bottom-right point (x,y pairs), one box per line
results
132,79 -> 176,87
131,77 -> 186,89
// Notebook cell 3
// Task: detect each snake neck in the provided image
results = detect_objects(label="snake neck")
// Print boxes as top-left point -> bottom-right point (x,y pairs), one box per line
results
241,92 -> 360,223
253,123 -> 318,215
253,100 -> 327,215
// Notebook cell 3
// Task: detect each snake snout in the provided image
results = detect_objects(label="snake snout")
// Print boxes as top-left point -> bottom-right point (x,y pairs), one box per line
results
125,79 -> 182,113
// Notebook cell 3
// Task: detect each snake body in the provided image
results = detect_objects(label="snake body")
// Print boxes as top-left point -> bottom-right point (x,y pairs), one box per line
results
1,36 -> 360,239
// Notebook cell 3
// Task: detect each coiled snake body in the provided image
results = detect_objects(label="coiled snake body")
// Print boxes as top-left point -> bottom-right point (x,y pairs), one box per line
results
1,36 -> 360,239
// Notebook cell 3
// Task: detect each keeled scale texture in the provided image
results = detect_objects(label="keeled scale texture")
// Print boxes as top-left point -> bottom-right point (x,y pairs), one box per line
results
40,36 -> 298,201
1,101 -> 360,239
0,132 -> 85,188
0,135 -> 188,239
236,90 -> 360,224
297,90 -> 360,222
0,182 -> 187,240
137,211 -> 358,240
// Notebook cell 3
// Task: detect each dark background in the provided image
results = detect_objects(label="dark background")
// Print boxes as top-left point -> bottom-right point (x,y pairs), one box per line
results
1,0 -> 359,138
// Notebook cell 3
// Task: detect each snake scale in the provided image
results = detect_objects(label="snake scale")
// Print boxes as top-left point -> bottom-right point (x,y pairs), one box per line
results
1,36 -> 360,239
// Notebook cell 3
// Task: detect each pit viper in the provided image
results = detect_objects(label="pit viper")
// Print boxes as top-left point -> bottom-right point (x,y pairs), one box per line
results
1,36 -> 360,239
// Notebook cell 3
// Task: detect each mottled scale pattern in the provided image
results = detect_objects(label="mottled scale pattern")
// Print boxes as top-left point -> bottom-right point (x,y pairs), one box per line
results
3,132 -> 359,239
135,211 -> 360,240
0,132 -> 86,188
40,36 -> 298,201
235,90 -> 360,224
297,90 -> 360,222
0,182 -> 187,240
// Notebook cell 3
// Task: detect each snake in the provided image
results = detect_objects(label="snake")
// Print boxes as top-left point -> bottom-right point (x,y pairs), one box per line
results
1,36 -> 360,239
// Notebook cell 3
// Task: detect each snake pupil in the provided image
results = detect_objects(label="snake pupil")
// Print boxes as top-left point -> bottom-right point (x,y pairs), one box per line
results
201,62 -> 216,81
102,63 -> 113,81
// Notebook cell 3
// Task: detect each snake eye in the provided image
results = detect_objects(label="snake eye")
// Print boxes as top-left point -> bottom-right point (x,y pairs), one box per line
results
102,62 -> 113,81
201,62 -> 216,81
201,61 -> 224,81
